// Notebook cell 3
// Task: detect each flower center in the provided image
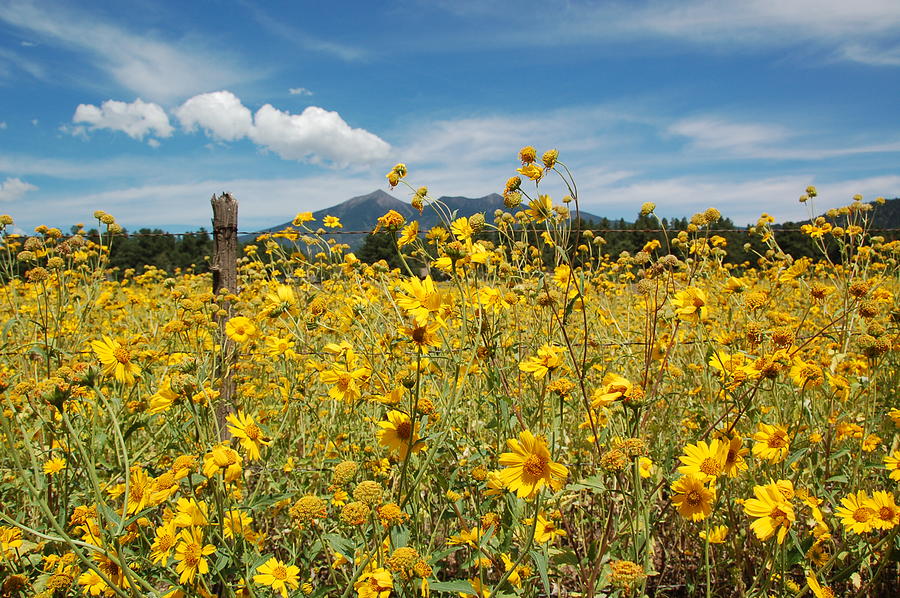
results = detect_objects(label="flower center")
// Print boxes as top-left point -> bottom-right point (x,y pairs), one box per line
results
767,432 -> 787,448
686,491 -> 702,506
272,565 -> 288,581
395,421 -> 412,441
879,506 -> 895,520
699,457 -> 721,476
113,347 -> 131,364
853,507 -> 873,523
523,454 -> 548,478
770,507 -> 787,524
183,543 -> 201,566
245,423 -> 261,440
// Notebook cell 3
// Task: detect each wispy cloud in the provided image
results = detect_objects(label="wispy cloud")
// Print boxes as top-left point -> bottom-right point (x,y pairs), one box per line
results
0,176 -> 38,202
668,115 -> 900,161
0,0 -> 257,102
289,87 -> 313,96
244,4 -> 367,62
429,0 -> 900,67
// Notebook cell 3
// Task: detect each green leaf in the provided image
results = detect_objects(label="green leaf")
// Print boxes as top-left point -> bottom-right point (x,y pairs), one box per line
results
530,549 -> 552,596
428,580 -> 476,593
324,533 -> 355,560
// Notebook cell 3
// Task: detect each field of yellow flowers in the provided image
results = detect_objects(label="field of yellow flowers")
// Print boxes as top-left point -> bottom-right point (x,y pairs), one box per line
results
0,149 -> 897,597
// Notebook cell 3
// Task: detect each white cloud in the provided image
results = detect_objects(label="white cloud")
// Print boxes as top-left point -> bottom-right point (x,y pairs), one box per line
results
668,117 -> 789,152
251,105 -> 390,165
433,1 -> 900,67
174,91 -> 390,166
174,91 -> 253,142
0,122 -> 6,129
289,87 -> 313,96
73,99 -> 173,140
839,42 -> 900,66
0,177 -> 38,202
147,139 -> 160,149
0,1 -> 254,102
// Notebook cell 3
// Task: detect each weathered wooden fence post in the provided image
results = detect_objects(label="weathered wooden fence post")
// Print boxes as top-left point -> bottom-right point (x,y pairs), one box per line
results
211,192 -> 238,440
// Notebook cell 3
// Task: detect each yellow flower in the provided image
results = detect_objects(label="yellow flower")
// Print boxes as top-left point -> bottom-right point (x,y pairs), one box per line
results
518,146 -> 537,164
400,320 -> 443,353
323,215 -> 342,229
173,498 -> 209,528
398,221 -> 419,248
125,466 -> 152,514
866,491 -> 899,530
43,456 -> 66,475
320,364 -> 370,403
751,423 -> 791,463
884,451 -> 900,481
721,435 -> 749,477
743,482 -> 795,544
226,410 -> 272,461
677,439 -> 728,482
292,212 -> 315,225
265,284 -> 297,316
519,344 -> 565,379
0,527 -> 23,558
91,336 -> 141,384
396,276 -> 446,326
670,475 -> 715,521
805,575 -> 835,598
173,527 -> 216,584
524,194 -> 553,223
638,456 -> 654,479
450,217 -> 474,242
254,557 -> 300,598
497,430 -> 568,499
591,373 -> 632,408
836,490 -> 876,534
699,525 -> 728,544
377,410 -> 425,460
672,287 -> 708,322
528,512 -> 567,544
355,567 -> 393,598
225,316 -> 257,343
517,163 -> 543,182
203,444 -> 243,483
150,522 -> 179,565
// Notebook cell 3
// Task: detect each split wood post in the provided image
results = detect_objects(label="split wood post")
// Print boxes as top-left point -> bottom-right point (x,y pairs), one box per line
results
211,192 -> 238,440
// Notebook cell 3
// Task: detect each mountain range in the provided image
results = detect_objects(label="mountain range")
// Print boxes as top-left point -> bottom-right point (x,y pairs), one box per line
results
242,189 -> 603,247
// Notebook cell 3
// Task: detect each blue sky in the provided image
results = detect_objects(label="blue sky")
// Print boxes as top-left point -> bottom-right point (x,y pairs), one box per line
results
0,0 -> 898,232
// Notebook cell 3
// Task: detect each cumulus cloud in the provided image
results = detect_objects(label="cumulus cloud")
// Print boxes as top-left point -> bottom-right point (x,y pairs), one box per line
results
289,87 -> 313,96
0,121 -> 6,129
174,91 -> 390,166
0,177 -> 38,202
73,99 -> 173,140
251,105 -> 390,165
174,91 -> 253,142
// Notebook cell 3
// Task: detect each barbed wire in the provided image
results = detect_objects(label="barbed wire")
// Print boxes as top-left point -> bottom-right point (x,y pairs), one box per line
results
8,226 -> 900,240
0,332 -> 866,359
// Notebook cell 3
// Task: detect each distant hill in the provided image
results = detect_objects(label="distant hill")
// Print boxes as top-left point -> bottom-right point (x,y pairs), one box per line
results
780,197 -> 900,232
244,189 -> 602,248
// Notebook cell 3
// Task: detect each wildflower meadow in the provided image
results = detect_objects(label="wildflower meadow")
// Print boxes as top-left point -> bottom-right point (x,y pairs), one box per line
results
0,148 -> 897,597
